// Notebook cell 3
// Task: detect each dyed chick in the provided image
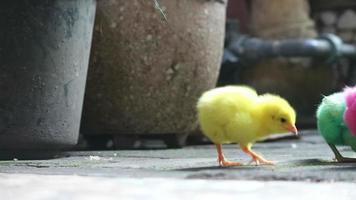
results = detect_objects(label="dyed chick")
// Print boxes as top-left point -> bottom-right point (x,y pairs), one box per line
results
197,86 -> 298,166
316,86 -> 356,163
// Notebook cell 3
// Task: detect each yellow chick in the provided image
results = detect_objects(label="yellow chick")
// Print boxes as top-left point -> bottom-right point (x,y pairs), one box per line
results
197,85 -> 297,166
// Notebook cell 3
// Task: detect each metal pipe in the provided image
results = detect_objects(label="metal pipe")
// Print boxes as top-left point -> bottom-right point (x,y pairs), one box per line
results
227,33 -> 356,63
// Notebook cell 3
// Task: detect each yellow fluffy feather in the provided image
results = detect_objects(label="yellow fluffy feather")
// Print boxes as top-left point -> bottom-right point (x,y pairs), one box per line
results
197,85 -> 297,166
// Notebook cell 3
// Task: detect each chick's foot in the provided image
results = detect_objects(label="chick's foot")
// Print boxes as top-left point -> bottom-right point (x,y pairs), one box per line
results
218,156 -> 242,167
216,144 -> 242,167
248,156 -> 275,166
329,144 -> 356,163
241,145 -> 275,166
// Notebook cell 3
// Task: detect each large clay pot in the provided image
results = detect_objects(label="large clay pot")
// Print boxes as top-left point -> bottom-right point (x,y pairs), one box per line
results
82,0 -> 227,147
242,0 -> 335,126
0,0 -> 96,156
250,0 -> 316,38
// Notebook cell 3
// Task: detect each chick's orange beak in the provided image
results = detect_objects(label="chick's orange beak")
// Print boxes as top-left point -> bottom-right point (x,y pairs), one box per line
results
286,124 -> 298,136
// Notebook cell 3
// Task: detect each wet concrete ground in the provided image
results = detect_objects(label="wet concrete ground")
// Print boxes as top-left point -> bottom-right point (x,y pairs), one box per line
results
1,130 -> 356,199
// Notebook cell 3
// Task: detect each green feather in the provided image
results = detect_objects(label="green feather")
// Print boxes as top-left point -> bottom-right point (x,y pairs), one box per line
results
317,92 -> 356,151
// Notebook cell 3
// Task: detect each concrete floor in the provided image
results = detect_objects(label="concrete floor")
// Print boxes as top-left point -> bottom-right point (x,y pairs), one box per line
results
1,130 -> 356,199
1,174 -> 356,200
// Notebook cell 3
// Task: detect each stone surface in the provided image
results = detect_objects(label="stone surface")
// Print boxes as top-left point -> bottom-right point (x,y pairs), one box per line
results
337,9 -> 356,29
0,130 -> 356,182
320,25 -> 336,34
338,30 -> 354,42
1,130 -> 356,198
320,11 -> 337,26
1,174 -> 356,200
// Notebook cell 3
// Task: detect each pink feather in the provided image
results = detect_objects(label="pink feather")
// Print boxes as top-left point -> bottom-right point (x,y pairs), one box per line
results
343,86 -> 356,136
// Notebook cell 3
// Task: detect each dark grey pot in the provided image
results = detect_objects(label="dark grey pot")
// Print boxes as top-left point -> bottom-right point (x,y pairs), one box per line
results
0,0 -> 96,154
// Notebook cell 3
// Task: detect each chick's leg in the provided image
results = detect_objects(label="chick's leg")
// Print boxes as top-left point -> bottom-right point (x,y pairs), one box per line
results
216,144 -> 242,167
240,144 -> 275,165
328,144 -> 356,163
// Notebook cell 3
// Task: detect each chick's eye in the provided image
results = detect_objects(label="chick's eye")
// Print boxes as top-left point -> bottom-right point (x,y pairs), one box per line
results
280,118 -> 286,123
